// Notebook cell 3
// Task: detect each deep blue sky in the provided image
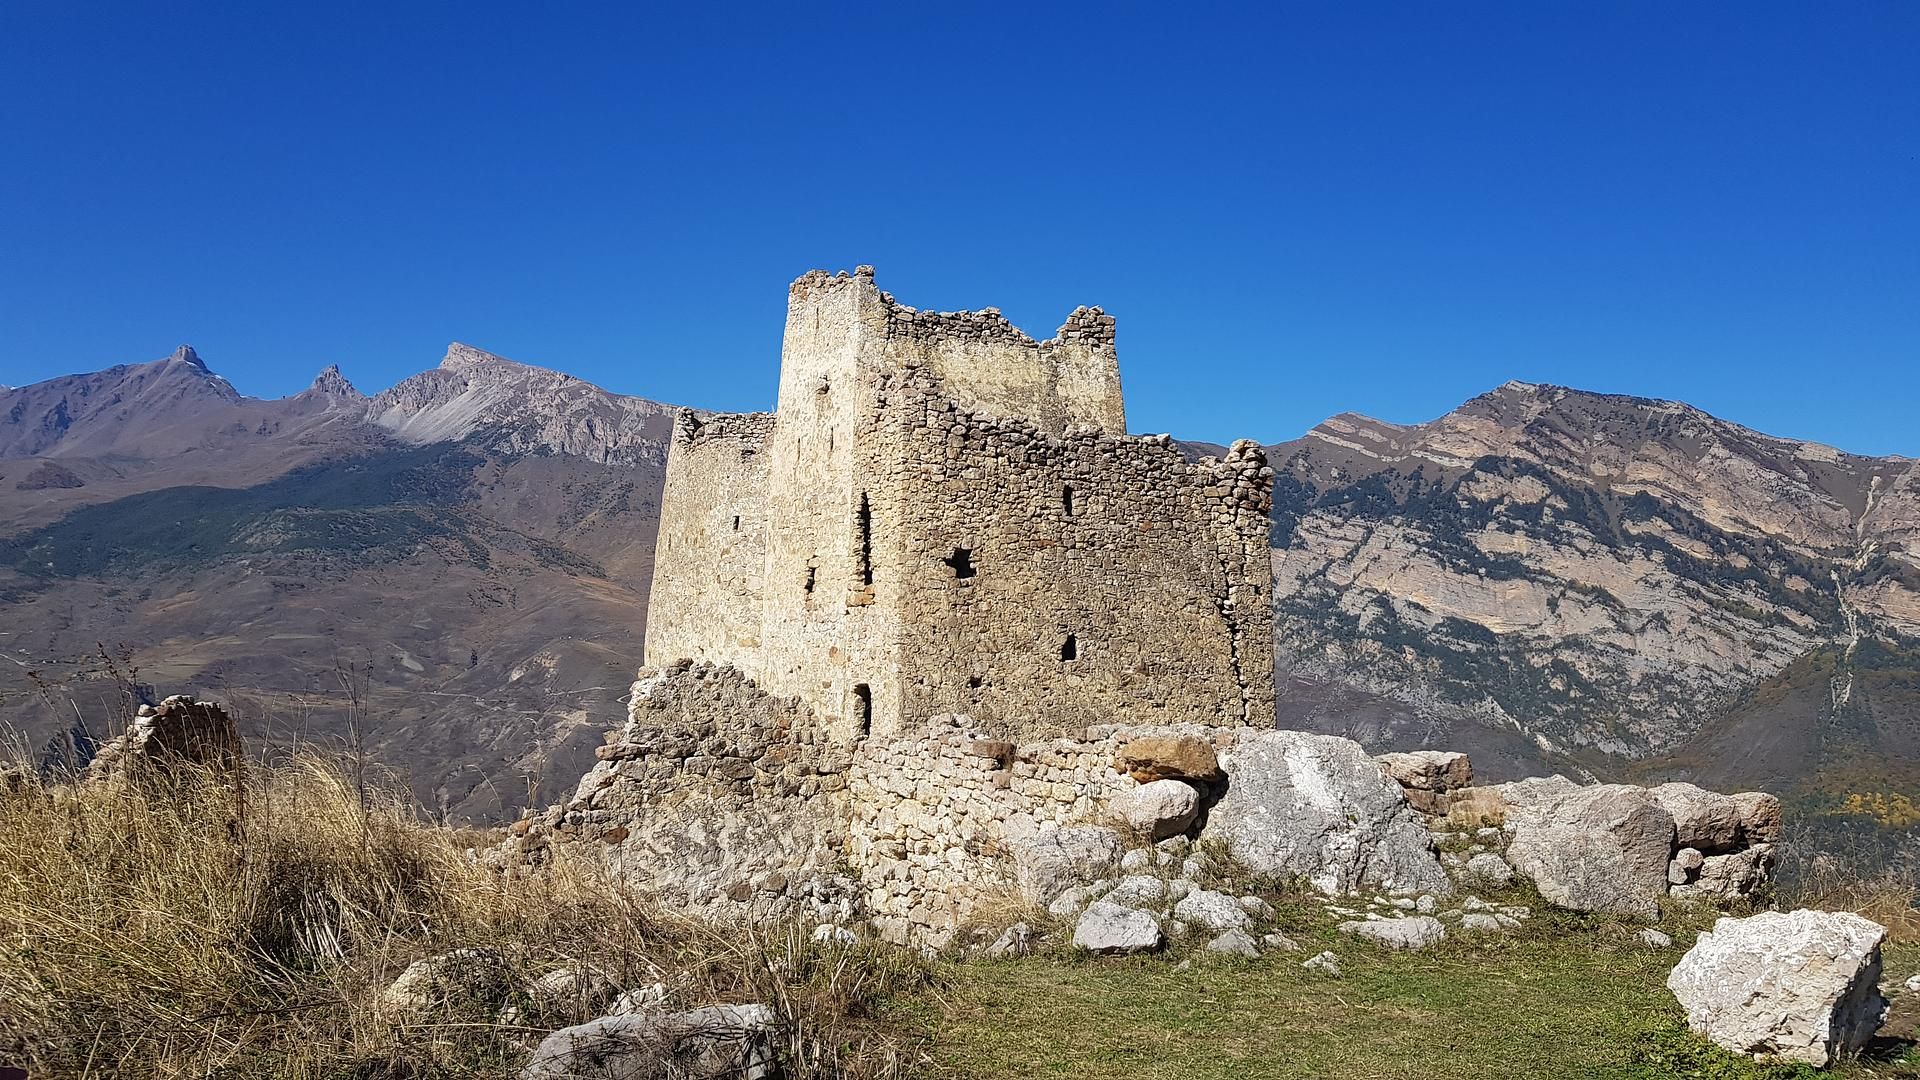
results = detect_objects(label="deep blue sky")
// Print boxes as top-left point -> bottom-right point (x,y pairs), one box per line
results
2,4 -> 1915,453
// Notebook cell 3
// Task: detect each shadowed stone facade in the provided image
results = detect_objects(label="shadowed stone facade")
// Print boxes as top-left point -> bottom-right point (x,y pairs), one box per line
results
644,266 -> 1276,742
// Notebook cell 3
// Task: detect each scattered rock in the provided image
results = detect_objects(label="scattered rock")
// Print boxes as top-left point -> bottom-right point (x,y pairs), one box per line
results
1111,779 -> 1200,840
984,922 -> 1036,959
1668,847 -> 1705,885
1671,845 -> 1774,903
1647,783 -> 1744,853
1731,791 -> 1783,844
1459,913 -> 1503,933
1203,730 -> 1452,897
1206,928 -> 1261,958
1114,735 -> 1222,785
1377,750 -> 1473,792
1047,881 -> 1112,917
1072,901 -> 1164,955
1302,951 -> 1342,975
1172,889 -> 1252,932
810,924 -> 857,946
1505,784 -> 1675,918
1667,910 -> 1888,1066
1011,827 -> 1123,906
521,1003 -> 779,1080
1237,895 -> 1276,921
1461,852 -> 1515,890
1637,928 -> 1673,949
380,949 -> 516,1024
1261,932 -> 1302,952
1338,915 -> 1446,951
1105,875 -> 1171,909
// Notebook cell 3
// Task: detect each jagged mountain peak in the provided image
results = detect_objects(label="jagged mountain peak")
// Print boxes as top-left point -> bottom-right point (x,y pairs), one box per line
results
167,344 -> 207,371
307,364 -> 363,398
365,344 -> 679,465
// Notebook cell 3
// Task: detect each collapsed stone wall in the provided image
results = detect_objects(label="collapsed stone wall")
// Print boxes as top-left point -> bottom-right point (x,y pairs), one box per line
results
516,662 -> 855,917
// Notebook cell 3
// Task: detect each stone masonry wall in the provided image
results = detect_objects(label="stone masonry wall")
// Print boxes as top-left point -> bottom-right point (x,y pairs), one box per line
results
645,412 -> 775,667
866,372 -> 1275,736
643,267 -> 1274,742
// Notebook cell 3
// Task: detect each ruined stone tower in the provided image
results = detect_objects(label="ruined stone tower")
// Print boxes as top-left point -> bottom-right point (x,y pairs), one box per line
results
644,266 -> 1275,740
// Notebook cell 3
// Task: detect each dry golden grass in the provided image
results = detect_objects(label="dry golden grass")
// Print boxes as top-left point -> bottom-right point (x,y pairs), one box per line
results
0,755 -> 930,1078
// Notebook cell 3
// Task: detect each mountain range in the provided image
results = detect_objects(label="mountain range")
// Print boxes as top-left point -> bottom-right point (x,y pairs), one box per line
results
3,346 -> 1915,819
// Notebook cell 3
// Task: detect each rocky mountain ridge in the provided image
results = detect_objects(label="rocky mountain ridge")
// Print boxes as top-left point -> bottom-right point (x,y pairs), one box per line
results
1268,381 -> 1920,792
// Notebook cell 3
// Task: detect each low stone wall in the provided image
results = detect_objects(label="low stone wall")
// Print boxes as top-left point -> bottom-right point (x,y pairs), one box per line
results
845,717 -> 1238,943
502,662 -> 1783,946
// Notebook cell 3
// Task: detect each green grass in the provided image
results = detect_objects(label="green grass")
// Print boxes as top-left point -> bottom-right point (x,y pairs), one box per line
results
895,923 -> 1920,1079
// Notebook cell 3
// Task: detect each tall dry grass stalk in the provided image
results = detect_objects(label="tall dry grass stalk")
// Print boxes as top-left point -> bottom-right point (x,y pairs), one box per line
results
0,755 -> 928,1078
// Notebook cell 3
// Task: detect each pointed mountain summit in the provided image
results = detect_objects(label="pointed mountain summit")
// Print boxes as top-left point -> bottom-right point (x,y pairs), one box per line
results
365,343 -> 682,465
307,364 -> 363,398
0,345 -> 244,459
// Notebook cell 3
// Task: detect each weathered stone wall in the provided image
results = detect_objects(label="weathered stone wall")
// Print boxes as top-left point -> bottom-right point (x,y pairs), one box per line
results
534,662 -> 855,915
845,715 -> 1239,943
643,266 -> 1274,742
869,375 -> 1275,736
645,414 -> 774,666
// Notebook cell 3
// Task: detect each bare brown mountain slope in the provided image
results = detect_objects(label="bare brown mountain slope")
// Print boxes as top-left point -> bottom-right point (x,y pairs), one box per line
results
0,346 -> 678,820
1268,381 -> 1920,794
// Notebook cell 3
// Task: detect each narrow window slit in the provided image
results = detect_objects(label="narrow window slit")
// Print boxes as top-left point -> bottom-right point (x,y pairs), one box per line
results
732,515 -> 740,531
854,683 -> 872,736
856,493 -> 873,586
1061,634 -> 1079,661
1063,485 -> 1075,516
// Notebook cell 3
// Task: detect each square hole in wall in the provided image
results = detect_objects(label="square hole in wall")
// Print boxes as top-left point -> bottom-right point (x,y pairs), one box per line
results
944,547 -> 976,579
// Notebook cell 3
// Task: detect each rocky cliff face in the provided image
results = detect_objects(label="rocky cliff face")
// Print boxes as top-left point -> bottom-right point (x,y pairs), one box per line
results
1270,382 -> 1920,787
365,344 -> 681,467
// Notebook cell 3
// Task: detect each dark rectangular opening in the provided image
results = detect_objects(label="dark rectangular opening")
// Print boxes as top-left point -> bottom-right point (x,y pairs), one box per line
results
1063,485 -> 1075,516
856,493 -> 873,586
732,515 -> 740,531
945,547 -> 976,579
1061,633 -> 1078,661
804,565 -> 816,595
854,683 -> 872,736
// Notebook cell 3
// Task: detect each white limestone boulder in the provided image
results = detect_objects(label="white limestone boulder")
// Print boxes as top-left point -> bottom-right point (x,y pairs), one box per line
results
1504,784 -> 1675,917
1111,778 -> 1201,840
1010,826 -> 1123,906
1667,910 -> 1888,1066
1338,915 -> 1447,951
521,1003 -> 779,1080
1071,901 -> 1164,955
1202,730 -> 1452,897
1172,889 -> 1253,931
1671,844 -> 1775,903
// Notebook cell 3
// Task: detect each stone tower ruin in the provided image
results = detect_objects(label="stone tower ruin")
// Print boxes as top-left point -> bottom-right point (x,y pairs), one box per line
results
644,266 -> 1276,741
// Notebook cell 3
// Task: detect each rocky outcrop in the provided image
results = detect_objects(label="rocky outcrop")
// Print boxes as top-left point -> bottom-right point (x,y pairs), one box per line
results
1667,910 -> 1889,1066
365,343 -> 682,466
1201,730 -> 1452,896
85,696 -> 242,783
521,1004 -> 779,1080
1269,382 -> 1920,785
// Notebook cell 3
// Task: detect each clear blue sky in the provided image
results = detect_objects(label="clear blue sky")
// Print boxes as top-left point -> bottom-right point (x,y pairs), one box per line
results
2,3 -> 1915,454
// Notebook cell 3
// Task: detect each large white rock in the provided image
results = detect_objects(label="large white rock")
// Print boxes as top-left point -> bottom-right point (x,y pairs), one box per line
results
1338,915 -> 1447,951
1667,910 -> 1888,1066
1202,730 -> 1452,896
1009,826 -> 1123,906
521,1003 -> 779,1080
1111,778 -> 1201,840
1504,784 -> 1675,917
1172,889 -> 1253,931
1071,901 -> 1164,955
1671,844 -> 1775,903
